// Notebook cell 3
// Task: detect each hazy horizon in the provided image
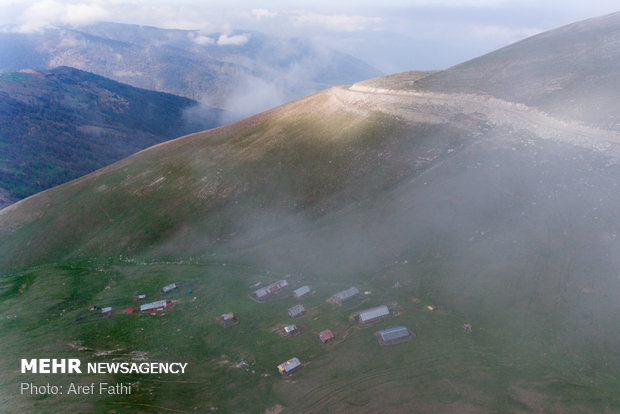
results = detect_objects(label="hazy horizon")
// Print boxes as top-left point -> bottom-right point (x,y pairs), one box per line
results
1,1 -> 619,73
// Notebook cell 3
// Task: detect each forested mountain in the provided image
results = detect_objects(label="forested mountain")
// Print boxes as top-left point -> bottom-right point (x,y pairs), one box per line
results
0,66 -> 222,206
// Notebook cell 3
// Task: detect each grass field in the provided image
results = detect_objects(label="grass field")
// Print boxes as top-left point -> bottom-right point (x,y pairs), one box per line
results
1,248 -> 618,413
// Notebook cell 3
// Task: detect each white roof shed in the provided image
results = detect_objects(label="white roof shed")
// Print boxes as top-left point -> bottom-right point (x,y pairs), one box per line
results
359,305 -> 390,323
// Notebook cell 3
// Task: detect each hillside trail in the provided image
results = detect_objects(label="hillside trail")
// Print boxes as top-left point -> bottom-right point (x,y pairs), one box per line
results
332,84 -> 620,159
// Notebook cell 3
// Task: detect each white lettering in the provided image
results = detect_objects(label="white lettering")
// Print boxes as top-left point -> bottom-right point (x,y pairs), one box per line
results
21,359 -> 82,374
52,359 -> 64,373
106,363 -> 119,374
21,359 -> 37,374
67,382 -> 94,394
20,383 -> 62,395
85,361 -> 188,374
39,359 -> 50,374
68,359 -> 82,374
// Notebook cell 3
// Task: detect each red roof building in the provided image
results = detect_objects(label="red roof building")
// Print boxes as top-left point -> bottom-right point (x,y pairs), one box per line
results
319,329 -> 334,343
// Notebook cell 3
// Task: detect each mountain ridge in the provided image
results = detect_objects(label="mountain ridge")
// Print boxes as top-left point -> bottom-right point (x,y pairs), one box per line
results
413,12 -> 620,130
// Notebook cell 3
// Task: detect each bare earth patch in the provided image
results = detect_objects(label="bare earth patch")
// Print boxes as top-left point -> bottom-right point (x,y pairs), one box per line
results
265,404 -> 284,414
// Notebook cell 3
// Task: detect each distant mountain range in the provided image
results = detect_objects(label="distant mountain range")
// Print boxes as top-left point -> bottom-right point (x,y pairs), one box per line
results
0,22 -> 382,113
0,22 -> 381,207
0,66 -> 222,207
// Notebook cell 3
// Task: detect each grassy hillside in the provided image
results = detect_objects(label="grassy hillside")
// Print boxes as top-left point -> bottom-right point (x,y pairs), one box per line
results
1,82 -> 619,412
3,251 -> 616,413
0,87 -> 474,270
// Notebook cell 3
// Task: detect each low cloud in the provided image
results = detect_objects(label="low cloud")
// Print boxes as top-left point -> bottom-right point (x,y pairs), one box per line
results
252,9 -> 276,19
217,33 -> 250,46
190,33 -> 215,46
16,0 -> 109,32
214,41 -> 344,124
218,74 -> 286,124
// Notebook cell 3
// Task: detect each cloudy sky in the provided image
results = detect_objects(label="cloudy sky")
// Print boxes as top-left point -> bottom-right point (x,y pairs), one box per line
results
1,0 -> 618,72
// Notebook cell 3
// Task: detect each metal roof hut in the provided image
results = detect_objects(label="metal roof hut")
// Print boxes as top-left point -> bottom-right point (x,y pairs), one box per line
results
330,287 -> 360,305
319,329 -> 335,344
220,312 -> 239,328
288,304 -> 306,318
140,300 -> 172,313
254,280 -> 289,300
101,307 -> 112,316
277,357 -> 302,375
293,285 -> 311,298
284,324 -> 298,336
161,283 -> 178,294
359,305 -> 390,324
377,326 -> 414,345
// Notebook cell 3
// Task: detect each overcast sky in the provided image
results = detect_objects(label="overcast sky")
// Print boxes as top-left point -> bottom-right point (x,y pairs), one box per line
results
1,0 -> 618,72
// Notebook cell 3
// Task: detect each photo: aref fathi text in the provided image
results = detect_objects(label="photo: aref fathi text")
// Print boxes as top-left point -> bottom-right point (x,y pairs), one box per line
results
21,382 -> 132,395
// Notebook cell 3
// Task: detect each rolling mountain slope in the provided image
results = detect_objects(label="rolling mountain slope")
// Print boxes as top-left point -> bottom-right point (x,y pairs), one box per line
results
1,13 -> 620,414
413,12 -> 620,130
0,66 -> 223,207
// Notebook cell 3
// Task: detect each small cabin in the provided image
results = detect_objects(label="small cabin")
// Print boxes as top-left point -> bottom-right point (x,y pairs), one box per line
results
377,326 -> 414,345
293,285 -> 311,298
330,287 -> 360,305
277,357 -> 302,375
288,304 -> 306,318
161,283 -> 178,294
219,312 -> 239,328
284,324 -> 298,336
254,280 -> 289,299
140,300 -> 172,313
319,329 -> 334,344
359,305 -> 390,324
